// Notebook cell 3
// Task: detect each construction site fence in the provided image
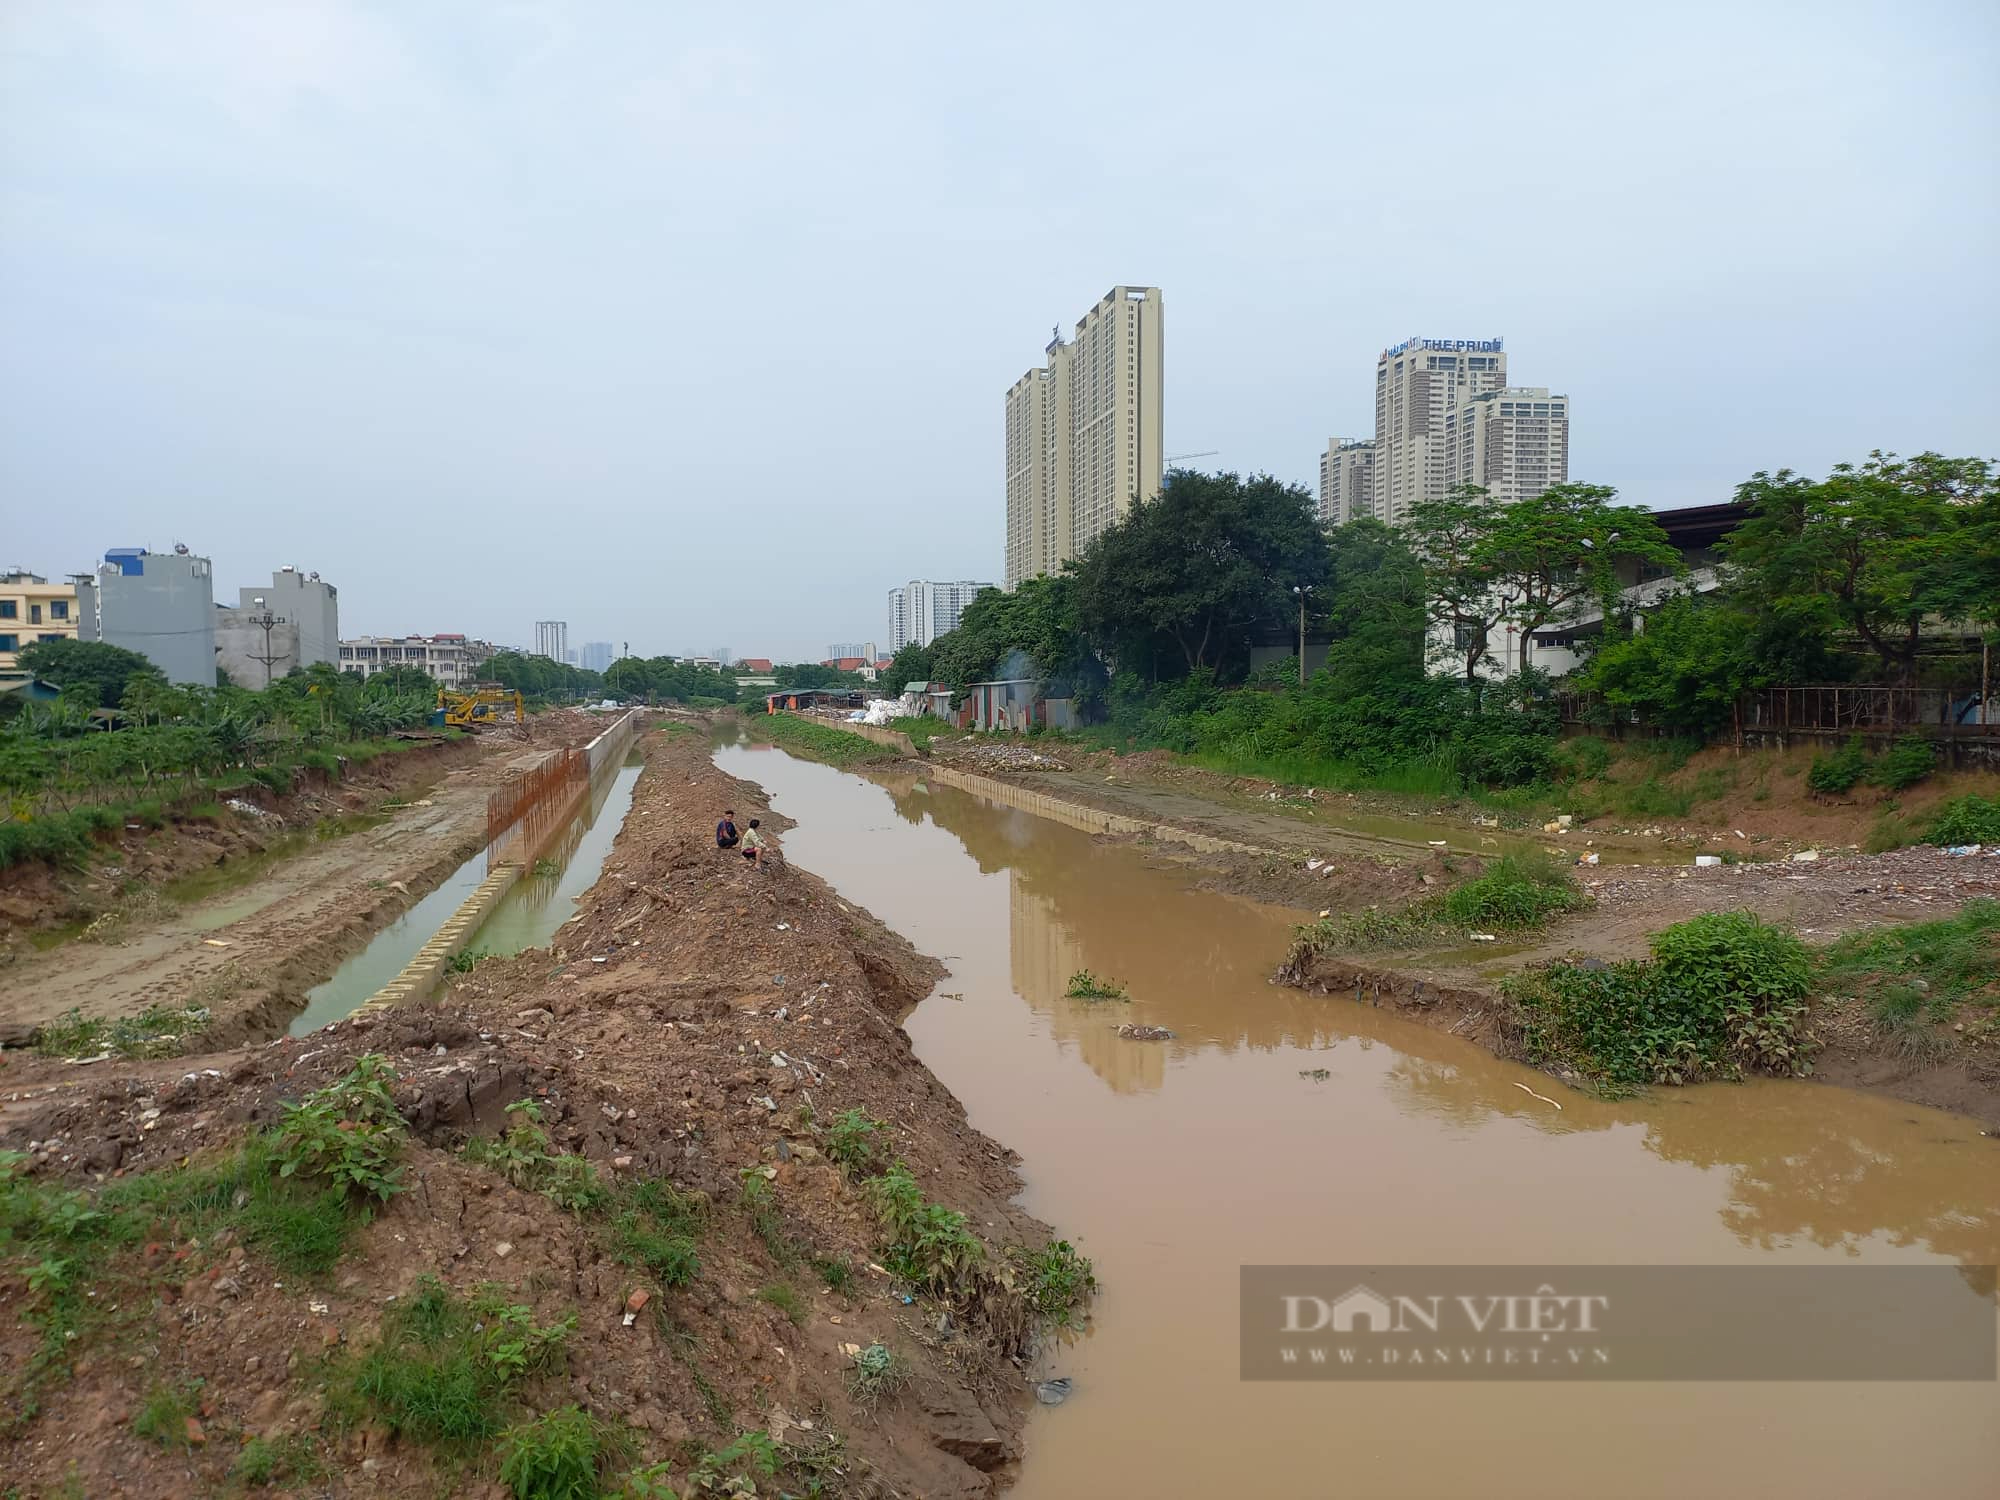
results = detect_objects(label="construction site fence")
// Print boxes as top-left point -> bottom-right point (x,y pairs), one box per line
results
1558,686 -> 1998,752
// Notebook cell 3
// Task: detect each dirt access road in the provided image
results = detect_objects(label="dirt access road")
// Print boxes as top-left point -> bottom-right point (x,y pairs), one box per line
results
1,714 -> 600,1042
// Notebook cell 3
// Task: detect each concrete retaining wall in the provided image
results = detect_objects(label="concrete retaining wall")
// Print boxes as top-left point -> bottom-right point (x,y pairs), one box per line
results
920,764 -> 1265,859
585,709 -> 642,777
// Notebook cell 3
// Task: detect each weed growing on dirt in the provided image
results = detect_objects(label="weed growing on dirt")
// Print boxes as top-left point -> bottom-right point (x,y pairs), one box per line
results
274,1054 -> 408,1200
1289,852 -> 1588,961
340,1276 -> 572,1446
756,1281 -> 809,1326
132,1379 -> 203,1448
738,1169 -> 799,1265
1011,1239 -> 1097,1325
606,1178 -> 705,1288
1927,795 -> 2000,847
531,856 -> 562,878
866,1161 -> 984,1294
1506,912 -> 1816,1088
812,1255 -> 855,1294
824,1109 -> 887,1175
752,713 -> 903,768
462,1101 -> 610,1215
446,947 -> 489,974
846,1342 -> 912,1412
231,1432 -> 330,1487
1063,969 -> 1129,1000
32,1002 -> 212,1060
498,1405 -> 623,1500
1868,735 -> 1937,792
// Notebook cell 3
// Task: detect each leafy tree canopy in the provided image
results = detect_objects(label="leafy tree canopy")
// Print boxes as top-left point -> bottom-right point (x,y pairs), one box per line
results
15,638 -> 164,709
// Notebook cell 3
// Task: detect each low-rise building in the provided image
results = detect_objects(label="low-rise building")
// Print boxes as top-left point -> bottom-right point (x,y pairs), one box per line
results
74,547 -> 216,686
338,633 -> 497,687
0,570 -> 79,670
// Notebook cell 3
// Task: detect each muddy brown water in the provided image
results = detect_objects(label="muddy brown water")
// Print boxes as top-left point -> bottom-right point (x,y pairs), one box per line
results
714,741 -> 2000,1500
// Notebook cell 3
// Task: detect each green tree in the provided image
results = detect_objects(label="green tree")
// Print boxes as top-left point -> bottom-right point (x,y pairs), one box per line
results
1321,518 -> 1428,692
880,641 -> 936,695
1725,451 -> 2000,688
926,575 -> 1092,703
1403,486 -> 1509,684
1069,471 -> 1331,682
15,638 -> 164,710
1478,483 -> 1680,677
1582,592 -> 1762,734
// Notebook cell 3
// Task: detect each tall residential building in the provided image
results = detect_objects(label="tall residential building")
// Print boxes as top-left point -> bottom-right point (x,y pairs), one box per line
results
1444,387 -> 1571,506
533,620 -> 568,661
74,547 -> 216,686
1316,439 -> 1377,526
0,570 -> 79,671
580,641 -> 615,673
828,641 -> 879,663
887,580 -> 994,651
338,634 -> 497,687
1372,337 -> 1509,523
1004,286 -> 1163,587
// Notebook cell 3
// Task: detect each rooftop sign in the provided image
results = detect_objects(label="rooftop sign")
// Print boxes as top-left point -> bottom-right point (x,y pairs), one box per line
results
1382,337 -> 1504,359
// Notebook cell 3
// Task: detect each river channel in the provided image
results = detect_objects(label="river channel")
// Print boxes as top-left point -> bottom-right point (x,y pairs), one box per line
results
713,740 -> 2000,1499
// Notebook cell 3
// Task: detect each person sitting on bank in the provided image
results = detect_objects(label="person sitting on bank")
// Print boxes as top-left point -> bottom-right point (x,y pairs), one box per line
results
740,818 -> 767,867
716,809 -> 740,850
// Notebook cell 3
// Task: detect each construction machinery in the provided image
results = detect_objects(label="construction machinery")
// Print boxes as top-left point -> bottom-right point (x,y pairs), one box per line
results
433,688 -> 525,730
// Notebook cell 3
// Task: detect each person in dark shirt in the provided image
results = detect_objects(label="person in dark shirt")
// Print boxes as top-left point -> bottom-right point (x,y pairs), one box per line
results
716,809 -> 740,849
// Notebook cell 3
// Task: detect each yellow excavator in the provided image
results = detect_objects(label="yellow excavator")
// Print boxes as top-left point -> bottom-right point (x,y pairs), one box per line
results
433,687 -> 525,729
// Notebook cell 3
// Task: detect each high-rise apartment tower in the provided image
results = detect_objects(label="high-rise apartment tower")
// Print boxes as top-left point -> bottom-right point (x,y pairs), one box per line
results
1005,286 -> 1163,587
1372,337 -> 1509,524
1317,439 -> 1377,526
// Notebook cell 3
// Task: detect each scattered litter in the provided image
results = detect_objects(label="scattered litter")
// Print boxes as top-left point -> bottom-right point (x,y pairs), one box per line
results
1945,844 -> 1983,857
201,938 -> 233,948
1694,855 -> 1722,868
1035,1377 -> 1074,1406
1575,853 -> 1599,867
592,956 -> 609,964
1468,932 -> 1497,943
1512,1082 -> 1563,1111
1116,1024 -> 1175,1041
1791,850 -> 1820,863
1427,840 -> 1448,849
224,798 -> 266,818
1305,858 -> 1325,871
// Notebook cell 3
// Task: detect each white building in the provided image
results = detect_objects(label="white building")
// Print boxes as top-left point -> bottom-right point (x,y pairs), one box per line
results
1317,439 -> 1376,526
888,579 -> 994,650
1444,387 -> 1570,506
338,634 -> 497,687
73,547 -> 216,686
1005,286 -> 1164,587
1372,337 -> 1509,524
580,641 -> 614,673
828,641 -> 878,663
533,620 -> 568,661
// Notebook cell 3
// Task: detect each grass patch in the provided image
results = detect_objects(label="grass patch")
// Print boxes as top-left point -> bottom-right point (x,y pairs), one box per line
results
888,715 -> 952,752
751,713 -> 904,767
133,1379 -> 203,1448
1012,1239 -> 1097,1325
232,1432 -> 330,1488
1290,851 -> 1589,960
1063,969 -> 1128,1000
338,1275 -> 572,1446
1505,911 -> 1815,1090
33,1001 -> 214,1060
1821,899 -> 2000,1020
756,1280 -> 809,1326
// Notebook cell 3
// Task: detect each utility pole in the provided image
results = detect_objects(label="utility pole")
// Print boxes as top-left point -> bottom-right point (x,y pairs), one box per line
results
244,597 -> 289,687
1292,585 -> 1313,687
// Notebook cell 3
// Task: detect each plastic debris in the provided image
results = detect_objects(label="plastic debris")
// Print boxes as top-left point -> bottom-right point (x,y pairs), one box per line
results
1791,850 -> 1820,863
1035,1377 -> 1074,1406
1694,855 -> 1722,867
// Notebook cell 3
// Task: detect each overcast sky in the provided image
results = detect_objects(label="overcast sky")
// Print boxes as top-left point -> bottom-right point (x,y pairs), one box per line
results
3,1 -> 1995,663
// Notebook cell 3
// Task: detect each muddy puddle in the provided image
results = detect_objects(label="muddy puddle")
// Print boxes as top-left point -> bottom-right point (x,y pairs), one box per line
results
715,739 -> 2000,1500
288,751 -> 645,1036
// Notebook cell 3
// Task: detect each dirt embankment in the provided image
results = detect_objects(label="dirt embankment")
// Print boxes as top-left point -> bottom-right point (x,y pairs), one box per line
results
0,726 -> 1057,1499
0,713 -> 600,1044
1279,845 -> 2000,1124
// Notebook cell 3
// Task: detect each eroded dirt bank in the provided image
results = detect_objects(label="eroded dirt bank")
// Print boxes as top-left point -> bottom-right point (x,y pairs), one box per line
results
0,713 -> 599,1044
0,725 -> 1058,1499
1278,845 -> 2000,1123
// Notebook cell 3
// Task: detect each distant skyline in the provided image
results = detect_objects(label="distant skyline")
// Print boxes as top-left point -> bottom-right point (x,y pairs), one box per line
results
4,1 -> 1995,662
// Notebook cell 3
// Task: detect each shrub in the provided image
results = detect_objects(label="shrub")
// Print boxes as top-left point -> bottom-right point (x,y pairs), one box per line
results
1554,736 -> 1613,782
846,1342 -> 911,1411
1507,912 -> 1816,1087
866,1161 -> 984,1294
273,1055 -> 407,1201
1927,795 -> 2000,847
1436,852 -> 1589,929
133,1380 -> 202,1448
1867,735 -> 1936,792
499,1406 -> 619,1500
1805,737 -> 1868,795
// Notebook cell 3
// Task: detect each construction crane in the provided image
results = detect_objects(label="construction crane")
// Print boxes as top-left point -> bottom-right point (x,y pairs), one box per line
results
433,688 -> 524,730
1164,450 -> 1219,466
